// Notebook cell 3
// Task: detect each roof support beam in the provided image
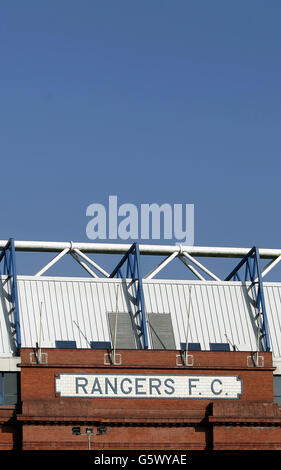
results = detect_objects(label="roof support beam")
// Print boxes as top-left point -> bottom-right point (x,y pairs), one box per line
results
34,245 -> 110,278
181,251 -> 221,281
178,255 -> 206,280
0,239 -> 21,351
144,252 -> 178,280
257,255 -> 281,280
1,240 -> 281,259
72,249 -> 110,277
225,246 -> 270,353
110,243 -> 149,350
70,252 -> 99,278
35,248 -> 70,276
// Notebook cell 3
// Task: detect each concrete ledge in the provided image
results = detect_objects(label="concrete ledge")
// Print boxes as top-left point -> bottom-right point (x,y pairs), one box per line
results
0,356 -> 20,371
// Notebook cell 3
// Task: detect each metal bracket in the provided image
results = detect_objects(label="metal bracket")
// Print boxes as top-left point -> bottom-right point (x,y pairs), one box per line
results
247,353 -> 264,368
176,353 -> 194,367
29,352 -> 48,365
104,352 -> 122,365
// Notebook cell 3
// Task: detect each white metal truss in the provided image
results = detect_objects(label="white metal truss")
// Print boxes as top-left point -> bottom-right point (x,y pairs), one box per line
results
144,252 -> 178,280
70,251 -> 99,278
72,248 -> 110,277
2,240 -> 281,281
178,255 -> 206,280
255,255 -> 281,281
179,251 -> 221,281
35,248 -> 70,276
0,239 -> 280,257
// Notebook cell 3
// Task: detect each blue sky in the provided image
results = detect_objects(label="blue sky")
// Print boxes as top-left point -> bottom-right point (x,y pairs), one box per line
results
1,1 -> 281,279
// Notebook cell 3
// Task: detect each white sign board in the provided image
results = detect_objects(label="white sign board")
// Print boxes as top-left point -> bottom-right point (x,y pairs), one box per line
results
55,374 -> 242,399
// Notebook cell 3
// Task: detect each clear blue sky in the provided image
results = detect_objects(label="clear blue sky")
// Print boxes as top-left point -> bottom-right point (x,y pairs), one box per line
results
1,1 -> 281,278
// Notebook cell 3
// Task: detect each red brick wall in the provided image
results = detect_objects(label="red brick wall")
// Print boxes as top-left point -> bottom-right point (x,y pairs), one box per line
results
0,408 -> 19,450
1,348 -> 281,450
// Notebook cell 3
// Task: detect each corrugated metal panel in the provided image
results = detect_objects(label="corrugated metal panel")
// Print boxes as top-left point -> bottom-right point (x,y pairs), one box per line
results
142,280 -> 259,353
263,283 -> 281,358
15,276 -> 136,352
0,276 -> 281,358
148,313 -> 175,350
0,277 -> 16,355
108,312 -> 137,349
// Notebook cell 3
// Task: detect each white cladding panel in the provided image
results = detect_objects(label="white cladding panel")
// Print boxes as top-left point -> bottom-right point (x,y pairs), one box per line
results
143,281 -> 258,352
262,283 -> 281,358
0,276 -> 280,357
17,277 -> 136,351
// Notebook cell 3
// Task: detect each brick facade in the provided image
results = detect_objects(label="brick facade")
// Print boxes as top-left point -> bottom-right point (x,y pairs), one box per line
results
1,348 -> 281,450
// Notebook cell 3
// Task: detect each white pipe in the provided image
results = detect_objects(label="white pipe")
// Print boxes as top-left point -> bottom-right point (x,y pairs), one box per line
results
35,248 -> 70,276
1,240 -> 281,259
181,251 -> 221,281
73,249 -> 110,277
70,252 -> 99,278
144,252 -> 178,280
253,255 -> 281,283
179,255 -> 206,281
260,255 -> 281,278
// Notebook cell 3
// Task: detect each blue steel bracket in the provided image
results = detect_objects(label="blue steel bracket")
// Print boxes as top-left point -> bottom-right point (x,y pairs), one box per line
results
0,238 -> 21,351
225,246 -> 270,352
110,243 -> 148,350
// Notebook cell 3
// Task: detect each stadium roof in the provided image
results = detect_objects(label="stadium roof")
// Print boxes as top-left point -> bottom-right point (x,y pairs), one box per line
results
1,239 -> 281,364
